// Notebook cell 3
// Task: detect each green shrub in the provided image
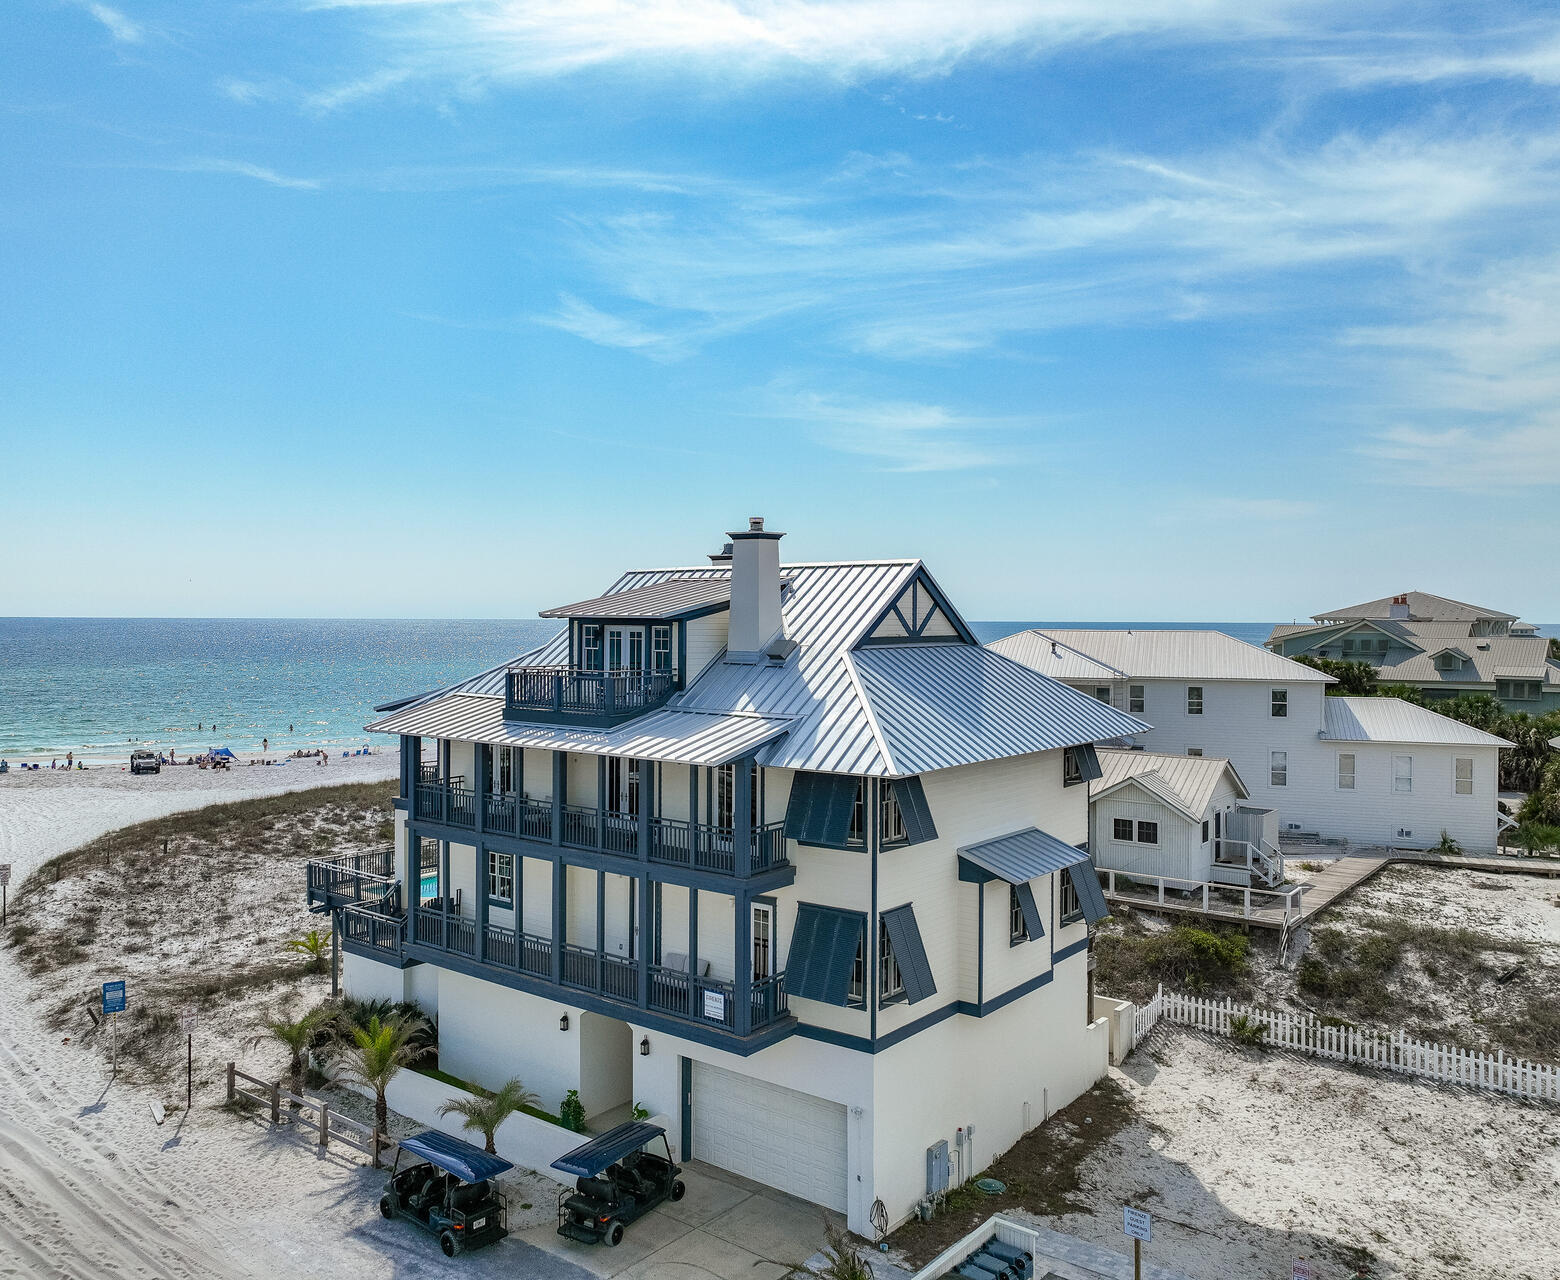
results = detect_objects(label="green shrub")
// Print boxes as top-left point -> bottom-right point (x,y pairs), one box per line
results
1228,1013 -> 1267,1047
559,1088 -> 585,1132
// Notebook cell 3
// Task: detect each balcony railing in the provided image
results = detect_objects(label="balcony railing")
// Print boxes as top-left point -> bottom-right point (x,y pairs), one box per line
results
412,782 -> 790,880
340,901 -> 404,958
504,666 -> 677,727
306,850 -> 397,910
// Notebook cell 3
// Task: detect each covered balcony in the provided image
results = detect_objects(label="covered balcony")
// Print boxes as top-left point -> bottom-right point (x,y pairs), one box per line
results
504,667 -> 677,727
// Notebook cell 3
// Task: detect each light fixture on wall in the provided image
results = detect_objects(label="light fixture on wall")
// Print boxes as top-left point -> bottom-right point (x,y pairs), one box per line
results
559,1014 -> 569,1032
639,1036 -> 650,1057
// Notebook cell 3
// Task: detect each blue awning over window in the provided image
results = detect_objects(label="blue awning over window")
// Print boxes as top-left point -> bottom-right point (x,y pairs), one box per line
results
957,826 -> 1089,885
399,1130 -> 514,1183
1013,882 -> 1044,941
880,903 -> 936,1005
551,1122 -> 668,1178
785,903 -> 865,1006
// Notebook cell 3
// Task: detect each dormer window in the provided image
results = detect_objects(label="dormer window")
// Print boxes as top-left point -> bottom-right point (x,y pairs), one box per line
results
652,624 -> 673,672
581,624 -> 603,671
1435,651 -> 1462,671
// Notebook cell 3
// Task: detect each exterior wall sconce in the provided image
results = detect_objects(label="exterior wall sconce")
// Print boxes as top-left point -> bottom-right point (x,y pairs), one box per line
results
560,1014 -> 569,1031
639,1036 -> 650,1057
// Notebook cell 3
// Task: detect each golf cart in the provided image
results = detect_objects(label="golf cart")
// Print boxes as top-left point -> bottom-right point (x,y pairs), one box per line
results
554,1121 -> 686,1246
380,1130 -> 510,1257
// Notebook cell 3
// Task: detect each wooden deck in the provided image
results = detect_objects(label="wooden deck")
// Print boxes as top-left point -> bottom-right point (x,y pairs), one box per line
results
1101,851 -> 1560,931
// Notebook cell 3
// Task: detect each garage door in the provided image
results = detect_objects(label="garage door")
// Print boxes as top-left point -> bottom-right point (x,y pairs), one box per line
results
691,1062 -> 848,1211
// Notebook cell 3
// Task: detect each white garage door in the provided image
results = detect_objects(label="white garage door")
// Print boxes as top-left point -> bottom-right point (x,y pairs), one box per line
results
691,1062 -> 848,1211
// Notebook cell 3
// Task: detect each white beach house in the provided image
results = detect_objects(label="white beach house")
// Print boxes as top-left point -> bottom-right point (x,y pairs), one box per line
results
309,520 -> 1143,1234
989,629 -> 1510,853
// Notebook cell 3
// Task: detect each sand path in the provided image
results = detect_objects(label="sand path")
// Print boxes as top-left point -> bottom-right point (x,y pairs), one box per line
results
0,757 -> 395,1279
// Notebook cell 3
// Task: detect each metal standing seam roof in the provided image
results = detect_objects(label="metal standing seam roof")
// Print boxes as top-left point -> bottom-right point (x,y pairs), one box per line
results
992,629 -> 1334,683
551,1122 -> 667,1178
1321,697 -> 1513,747
1273,622 -> 1557,684
956,827 -> 1091,883
978,629 -> 1126,682
367,696 -> 795,767
1314,591 -> 1518,623
1091,749 -> 1247,819
538,577 -> 735,620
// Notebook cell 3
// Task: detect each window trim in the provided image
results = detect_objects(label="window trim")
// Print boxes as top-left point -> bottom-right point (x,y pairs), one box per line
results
1454,756 -> 1473,796
1093,686 -> 1112,704
1336,752 -> 1355,791
1059,869 -> 1084,924
1135,820 -> 1160,847
1271,688 -> 1288,718
486,849 -> 514,907
1186,685 -> 1204,715
1270,750 -> 1288,787
1393,754 -> 1413,794
1111,817 -> 1134,843
1128,684 -> 1145,714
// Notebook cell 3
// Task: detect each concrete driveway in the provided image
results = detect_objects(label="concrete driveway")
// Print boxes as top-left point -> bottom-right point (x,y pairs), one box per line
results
520,1162 -> 833,1280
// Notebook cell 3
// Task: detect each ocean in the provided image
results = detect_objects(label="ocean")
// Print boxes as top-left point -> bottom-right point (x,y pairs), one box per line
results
2,617 -> 1550,761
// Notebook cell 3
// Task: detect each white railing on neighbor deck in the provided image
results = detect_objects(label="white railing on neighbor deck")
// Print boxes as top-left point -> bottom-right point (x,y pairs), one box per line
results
1131,984 -> 1560,1104
1101,869 -> 1304,921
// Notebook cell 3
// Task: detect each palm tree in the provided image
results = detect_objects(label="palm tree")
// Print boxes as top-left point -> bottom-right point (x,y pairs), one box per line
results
285,928 -> 330,975
332,1012 -> 432,1164
436,1077 -> 540,1155
250,1005 -> 334,1100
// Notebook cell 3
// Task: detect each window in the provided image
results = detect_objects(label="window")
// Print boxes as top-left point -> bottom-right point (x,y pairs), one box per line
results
846,780 -> 867,845
1093,686 -> 1111,703
1498,679 -> 1541,701
486,851 -> 513,905
715,762 -> 759,829
1271,689 -> 1288,718
1271,750 -> 1288,787
1187,747 -> 1203,757
1394,755 -> 1413,794
1129,684 -> 1145,714
1059,871 -> 1083,922
1201,819 -> 1210,843
479,743 -> 494,789
880,784 -> 907,846
847,937 -> 865,1006
1455,757 -> 1473,796
651,624 -> 673,673
1436,652 -> 1461,671
581,624 -> 603,671
1063,749 -> 1083,786
498,746 -> 514,794
878,922 -> 904,1002
1112,817 -> 1134,842
627,628 -> 645,672
1187,686 -> 1203,715
1010,886 -> 1028,942
1136,820 -> 1160,845
1337,753 -> 1355,791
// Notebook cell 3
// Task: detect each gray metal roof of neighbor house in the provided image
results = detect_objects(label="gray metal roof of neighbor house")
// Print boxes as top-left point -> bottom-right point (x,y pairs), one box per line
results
1268,621 -> 1558,686
1320,697 -> 1513,747
1314,591 -> 1518,623
991,629 -> 1333,683
370,557 -> 1146,776
538,577 -> 735,620
1092,749 -> 1248,819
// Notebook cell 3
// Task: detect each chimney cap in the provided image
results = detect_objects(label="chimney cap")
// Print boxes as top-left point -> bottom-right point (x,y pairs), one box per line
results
708,541 -> 733,563
727,515 -> 784,541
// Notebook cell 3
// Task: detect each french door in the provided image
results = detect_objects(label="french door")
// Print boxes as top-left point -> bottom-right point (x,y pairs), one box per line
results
751,902 -> 774,982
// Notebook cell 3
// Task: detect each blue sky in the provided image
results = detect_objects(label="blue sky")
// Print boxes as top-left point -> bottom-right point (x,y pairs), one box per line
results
2,2 -> 1558,621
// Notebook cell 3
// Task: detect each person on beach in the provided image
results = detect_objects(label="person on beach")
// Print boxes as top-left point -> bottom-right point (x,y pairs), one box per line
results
262,737 -> 268,753
66,751 -> 72,769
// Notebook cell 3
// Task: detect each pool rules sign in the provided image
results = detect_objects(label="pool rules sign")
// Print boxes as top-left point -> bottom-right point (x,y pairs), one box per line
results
1123,1206 -> 1151,1279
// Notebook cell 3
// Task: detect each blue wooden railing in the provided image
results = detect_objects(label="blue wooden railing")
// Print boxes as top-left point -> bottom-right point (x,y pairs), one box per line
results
504,666 -> 676,725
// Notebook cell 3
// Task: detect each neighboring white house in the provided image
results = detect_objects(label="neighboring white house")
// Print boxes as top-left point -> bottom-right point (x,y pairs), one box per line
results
1089,749 -> 1282,888
310,520 -> 1145,1235
989,629 -> 1510,853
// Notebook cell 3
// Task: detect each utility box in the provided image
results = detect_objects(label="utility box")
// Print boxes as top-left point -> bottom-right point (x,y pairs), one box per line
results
926,1139 -> 950,1197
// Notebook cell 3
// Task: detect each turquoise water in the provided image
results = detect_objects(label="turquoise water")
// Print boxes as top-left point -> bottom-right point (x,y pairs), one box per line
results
3,617 -> 1549,761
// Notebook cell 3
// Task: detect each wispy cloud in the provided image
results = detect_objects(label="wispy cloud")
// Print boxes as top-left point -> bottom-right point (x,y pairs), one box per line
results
537,294 -> 686,359
178,158 -> 322,189
1359,424 -> 1560,489
83,2 -> 142,44
766,389 -> 1028,471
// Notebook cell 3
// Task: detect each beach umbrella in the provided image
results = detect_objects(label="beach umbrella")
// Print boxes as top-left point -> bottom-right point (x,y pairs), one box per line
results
210,746 -> 236,759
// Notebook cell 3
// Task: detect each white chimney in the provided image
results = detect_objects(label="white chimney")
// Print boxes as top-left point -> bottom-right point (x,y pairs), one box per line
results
726,516 -> 784,662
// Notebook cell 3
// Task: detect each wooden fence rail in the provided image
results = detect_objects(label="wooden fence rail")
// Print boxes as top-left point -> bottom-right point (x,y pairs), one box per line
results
226,1062 -> 396,1165
1132,985 -> 1560,1104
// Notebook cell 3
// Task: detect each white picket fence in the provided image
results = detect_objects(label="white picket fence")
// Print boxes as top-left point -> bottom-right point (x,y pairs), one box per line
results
1133,984 -> 1560,1104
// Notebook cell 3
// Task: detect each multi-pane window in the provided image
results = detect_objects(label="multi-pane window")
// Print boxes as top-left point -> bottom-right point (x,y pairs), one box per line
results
1337,753 -> 1355,791
1394,754 -> 1416,793
487,851 -> 514,905
1271,689 -> 1288,718
581,624 -> 603,671
1063,748 -> 1083,786
1059,871 -> 1082,922
651,624 -> 673,673
1498,680 -> 1542,701
1010,886 -> 1028,943
1129,685 -> 1145,714
846,780 -> 867,845
1187,686 -> 1203,715
1187,747 -> 1203,757
848,936 -> 865,1005
1093,686 -> 1111,703
479,743 -> 494,789
878,922 -> 904,1002
498,746 -> 514,794
880,785 -> 907,845
1455,757 -> 1474,796
1136,820 -> 1159,845
1201,820 -> 1210,843
714,762 -> 759,829
1271,750 -> 1288,787
1112,817 -> 1134,842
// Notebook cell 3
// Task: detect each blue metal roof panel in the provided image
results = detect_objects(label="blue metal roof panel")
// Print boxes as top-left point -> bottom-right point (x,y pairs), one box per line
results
957,826 -> 1090,884
398,1130 -> 514,1183
551,1122 -> 668,1178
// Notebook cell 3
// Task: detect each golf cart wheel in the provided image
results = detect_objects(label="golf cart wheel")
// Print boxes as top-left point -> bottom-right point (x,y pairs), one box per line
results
671,1180 -> 687,1202
605,1220 -> 625,1247
440,1230 -> 461,1257
379,1196 -> 395,1220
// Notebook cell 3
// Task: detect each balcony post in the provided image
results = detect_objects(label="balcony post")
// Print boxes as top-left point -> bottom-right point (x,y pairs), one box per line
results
734,889 -> 752,1037
636,872 -> 651,1010
596,869 -> 606,993
552,858 -> 566,985
551,752 -> 565,847
734,757 -> 753,879
440,839 -> 451,951
689,768 -> 700,868
604,672 -> 616,719
596,757 -> 607,852
552,671 -> 563,714
474,743 -> 489,834
688,889 -> 699,998
401,735 -> 418,802
476,843 -> 489,964
637,760 -> 651,863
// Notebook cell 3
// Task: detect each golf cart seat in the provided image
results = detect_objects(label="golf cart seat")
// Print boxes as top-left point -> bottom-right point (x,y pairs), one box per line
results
449,1179 -> 491,1211
411,1172 -> 452,1213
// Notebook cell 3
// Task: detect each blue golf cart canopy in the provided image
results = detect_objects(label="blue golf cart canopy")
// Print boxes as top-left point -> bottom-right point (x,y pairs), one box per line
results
399,1130 -> 514,1183
551,1122 -> 667,1179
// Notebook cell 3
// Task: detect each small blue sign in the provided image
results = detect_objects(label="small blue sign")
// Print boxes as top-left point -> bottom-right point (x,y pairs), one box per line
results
102,980 -> 126,1015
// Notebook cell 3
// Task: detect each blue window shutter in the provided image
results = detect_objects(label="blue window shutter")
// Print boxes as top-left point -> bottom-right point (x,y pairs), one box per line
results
1069,859 -> 1111,923
892,777 -> 938,845
881,904 -> 936,1005
785,904 -> 864,1006
784,773 -> 861,849
1015,882 -> 1044,940
1074,744 -> 1103,783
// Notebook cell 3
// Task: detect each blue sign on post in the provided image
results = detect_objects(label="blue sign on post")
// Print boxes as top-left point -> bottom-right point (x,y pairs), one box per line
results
102,980 -> 127,1015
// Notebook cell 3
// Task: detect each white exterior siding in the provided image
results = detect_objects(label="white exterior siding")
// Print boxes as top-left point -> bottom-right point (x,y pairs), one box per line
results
683,613 -> 729,681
